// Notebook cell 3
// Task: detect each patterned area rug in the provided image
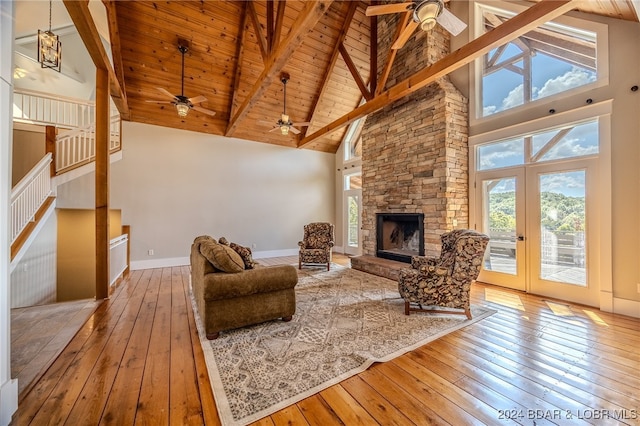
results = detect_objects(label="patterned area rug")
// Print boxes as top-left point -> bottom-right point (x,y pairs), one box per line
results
191,265 -> 495,426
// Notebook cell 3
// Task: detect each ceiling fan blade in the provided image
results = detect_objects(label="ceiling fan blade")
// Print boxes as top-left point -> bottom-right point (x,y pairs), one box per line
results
392,20 -> 419,50
289,126 -> 301,135
188,95 -> 207,104
291,122 -> 311,127
258,120 -> 276,127
268,126 -> 281,133
145,100 -> 173,104
156,87 -> 177,101
365,2 -> 412,16
437,7 -> 467,36
192,105 -> 216,117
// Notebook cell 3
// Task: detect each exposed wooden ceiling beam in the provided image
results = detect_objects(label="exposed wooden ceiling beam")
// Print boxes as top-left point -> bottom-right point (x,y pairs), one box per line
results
229,3 -> 249,119
64,0 -> 130,119
376,11 -> 411,96
247,1 -> 269,63
298,0 -> 577,149
339,43 -> 372,101
226,0 -> 334,137
369,5 -> 377,96
273,1 -> 287,50
267,1 -> 274,52
102,0 -> 128,114
301,1 -> 358,139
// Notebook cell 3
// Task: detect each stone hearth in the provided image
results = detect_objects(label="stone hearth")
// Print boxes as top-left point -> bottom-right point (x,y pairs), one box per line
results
350,255 -> 407,281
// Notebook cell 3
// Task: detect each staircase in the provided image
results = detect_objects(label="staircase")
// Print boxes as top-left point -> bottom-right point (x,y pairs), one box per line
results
10,89 -> 127,284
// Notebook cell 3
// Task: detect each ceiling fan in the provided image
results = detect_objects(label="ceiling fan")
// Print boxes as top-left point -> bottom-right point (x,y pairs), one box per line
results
146,41 -> 216,118
258,73 -> 310,136
365,0 -> 467,50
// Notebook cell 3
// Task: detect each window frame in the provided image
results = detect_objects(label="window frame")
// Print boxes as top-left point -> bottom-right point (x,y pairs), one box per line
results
469,1 -> 609,125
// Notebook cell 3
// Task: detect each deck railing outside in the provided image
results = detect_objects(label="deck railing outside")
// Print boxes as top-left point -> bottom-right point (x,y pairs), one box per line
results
11,153 -> 53,243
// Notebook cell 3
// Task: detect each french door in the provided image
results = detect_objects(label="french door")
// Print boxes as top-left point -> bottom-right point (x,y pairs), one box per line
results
476,158 -> 600,307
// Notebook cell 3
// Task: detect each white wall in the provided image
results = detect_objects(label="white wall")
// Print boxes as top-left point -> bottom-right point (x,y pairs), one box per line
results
56,121 -> 336,269
10,212 -> 57,308
0,0 -> 19,423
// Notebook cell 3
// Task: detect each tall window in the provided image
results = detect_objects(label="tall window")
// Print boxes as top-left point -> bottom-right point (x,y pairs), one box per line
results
343,117 -> 364,162
477,3 -> 606,118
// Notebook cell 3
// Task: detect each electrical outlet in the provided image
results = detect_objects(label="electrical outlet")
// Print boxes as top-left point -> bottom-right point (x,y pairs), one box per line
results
252,243 -> 257,249
148,249 -> 154,256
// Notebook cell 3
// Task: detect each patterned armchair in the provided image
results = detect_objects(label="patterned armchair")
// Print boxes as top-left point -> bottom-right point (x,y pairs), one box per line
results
298,222 -> 335,271
398,229 -> 489,319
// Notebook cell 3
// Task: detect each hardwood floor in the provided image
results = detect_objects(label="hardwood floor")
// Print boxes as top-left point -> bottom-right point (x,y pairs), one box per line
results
12,254 -> 640,425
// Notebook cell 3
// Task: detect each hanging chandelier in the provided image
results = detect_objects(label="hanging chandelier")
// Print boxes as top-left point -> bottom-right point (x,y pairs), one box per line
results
38,0 -> 62,72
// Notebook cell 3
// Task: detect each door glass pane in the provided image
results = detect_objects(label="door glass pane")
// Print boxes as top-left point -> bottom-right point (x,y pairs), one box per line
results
539,171 -> 586,286
531,120 -> 598,163
482,177 -> 517,275
347,195 -> 359,248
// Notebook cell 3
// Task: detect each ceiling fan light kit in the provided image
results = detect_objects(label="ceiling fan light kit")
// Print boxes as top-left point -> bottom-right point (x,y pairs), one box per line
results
366,0 -> 467,50
145,41 -> 216,118
415,0 -> 442,32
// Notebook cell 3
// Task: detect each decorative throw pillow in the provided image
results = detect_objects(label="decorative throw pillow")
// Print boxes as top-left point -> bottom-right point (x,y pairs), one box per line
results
199,240 -> 244,273
193,235 -> 214,245
218,237 -> 230,246
230,242 -> 257,269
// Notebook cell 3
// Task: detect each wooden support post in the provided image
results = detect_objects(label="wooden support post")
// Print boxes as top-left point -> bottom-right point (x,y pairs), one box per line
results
45,126 -> 56,177
95,67 -> 110,300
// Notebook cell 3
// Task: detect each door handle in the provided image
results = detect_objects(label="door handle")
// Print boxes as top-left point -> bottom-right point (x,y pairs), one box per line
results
517,235 -> 525,241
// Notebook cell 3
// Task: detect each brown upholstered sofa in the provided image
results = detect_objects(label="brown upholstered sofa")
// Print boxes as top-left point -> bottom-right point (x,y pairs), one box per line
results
190,236 -> 298,339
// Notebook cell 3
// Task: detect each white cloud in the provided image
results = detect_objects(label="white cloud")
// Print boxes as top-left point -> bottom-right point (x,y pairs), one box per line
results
501,84 -> 524,110
483,105 -> 497,116
536,67 -> 596,100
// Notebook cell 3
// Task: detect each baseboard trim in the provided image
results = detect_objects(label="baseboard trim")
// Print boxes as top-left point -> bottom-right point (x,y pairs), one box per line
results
0,378 -> 18,426
130,257 -> 189,270
130,247 -> 341,270
612,297 -> 640,318
252,248 -> 299,259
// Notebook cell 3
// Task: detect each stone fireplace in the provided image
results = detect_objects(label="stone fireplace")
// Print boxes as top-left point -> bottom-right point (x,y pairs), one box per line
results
351,12 -> 469,280
376,213 -> 424,263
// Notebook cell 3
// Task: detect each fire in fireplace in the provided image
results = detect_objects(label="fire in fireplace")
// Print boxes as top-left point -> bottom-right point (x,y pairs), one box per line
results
376,213 -> 424,263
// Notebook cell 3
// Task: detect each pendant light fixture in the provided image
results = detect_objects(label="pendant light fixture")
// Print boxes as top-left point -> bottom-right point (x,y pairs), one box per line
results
38,0 -> 62,72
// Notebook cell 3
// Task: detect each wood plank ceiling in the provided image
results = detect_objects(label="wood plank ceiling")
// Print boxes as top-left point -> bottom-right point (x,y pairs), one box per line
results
114,0 -> 371,153
112,1 -> 638,154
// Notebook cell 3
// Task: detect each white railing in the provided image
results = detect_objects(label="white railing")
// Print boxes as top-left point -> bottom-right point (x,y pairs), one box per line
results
13,89 -> 95,129
11,153 -> 53,243
55,115 -> 121,173
110,233 -> 129,286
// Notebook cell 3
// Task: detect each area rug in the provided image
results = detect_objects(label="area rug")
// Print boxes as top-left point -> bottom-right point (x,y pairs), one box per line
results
191,265 -> 495,426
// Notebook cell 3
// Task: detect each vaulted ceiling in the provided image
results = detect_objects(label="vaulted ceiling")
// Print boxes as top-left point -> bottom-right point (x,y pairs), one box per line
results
66,1 -> 640,153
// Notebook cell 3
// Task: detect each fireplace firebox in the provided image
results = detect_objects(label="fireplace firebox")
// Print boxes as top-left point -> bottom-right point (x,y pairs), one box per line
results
376,213 -> 424,263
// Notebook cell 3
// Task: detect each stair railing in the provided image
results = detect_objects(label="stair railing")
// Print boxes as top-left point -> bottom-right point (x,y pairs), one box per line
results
11,153 -> 53,243
13,89 -> 94,129
55,114 -> 121,174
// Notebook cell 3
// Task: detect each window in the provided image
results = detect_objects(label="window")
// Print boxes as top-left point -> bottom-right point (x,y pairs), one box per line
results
343,117 -> 364,162
477,119 -> 598,171
476,3 -> 607,119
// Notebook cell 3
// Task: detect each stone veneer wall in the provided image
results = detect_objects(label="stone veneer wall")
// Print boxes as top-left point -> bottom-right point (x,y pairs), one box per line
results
361,14 -> 469,257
